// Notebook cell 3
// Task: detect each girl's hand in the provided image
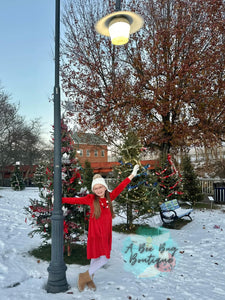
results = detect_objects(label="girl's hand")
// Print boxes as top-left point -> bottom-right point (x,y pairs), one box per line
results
128,164 -> 139,180
131,164 -> 139,177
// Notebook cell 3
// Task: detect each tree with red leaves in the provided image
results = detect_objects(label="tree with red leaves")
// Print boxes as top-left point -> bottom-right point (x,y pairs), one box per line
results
61,0 -> 225,158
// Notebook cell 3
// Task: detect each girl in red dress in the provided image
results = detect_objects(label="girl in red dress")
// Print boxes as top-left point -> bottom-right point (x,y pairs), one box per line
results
62,164 -> 139,292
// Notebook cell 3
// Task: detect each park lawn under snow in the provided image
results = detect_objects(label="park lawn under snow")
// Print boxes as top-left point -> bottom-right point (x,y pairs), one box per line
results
0,187 -> 225,300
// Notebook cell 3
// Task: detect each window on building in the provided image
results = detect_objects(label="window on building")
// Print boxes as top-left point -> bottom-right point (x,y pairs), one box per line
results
101,150 -> 105,157
79,149 -> 83,156
86,149 -> 90,157
94,150 -> 98,157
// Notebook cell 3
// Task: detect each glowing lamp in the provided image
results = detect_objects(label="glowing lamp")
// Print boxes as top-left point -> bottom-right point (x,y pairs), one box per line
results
95,11 -> 144,46
109,17 -> 130,45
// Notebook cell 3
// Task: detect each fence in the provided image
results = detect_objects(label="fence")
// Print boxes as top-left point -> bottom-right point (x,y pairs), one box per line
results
199,178 -> 225,203
214,187 -> 225,203
199,178 -> 215,195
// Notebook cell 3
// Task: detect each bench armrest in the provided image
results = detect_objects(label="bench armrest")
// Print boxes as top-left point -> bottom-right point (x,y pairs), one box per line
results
179,201 -> 193,209
160,209 -> 178,219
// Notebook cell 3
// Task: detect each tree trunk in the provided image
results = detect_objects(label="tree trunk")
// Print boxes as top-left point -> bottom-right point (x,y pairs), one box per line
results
126,201 -> 133,230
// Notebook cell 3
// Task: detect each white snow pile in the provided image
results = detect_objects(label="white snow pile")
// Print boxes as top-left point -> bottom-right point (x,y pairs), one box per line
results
0,187 -> 225,300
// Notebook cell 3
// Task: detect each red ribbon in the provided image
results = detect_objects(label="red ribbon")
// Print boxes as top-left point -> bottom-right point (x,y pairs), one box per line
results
63,221 -> 69,234
157,154 -> 183,198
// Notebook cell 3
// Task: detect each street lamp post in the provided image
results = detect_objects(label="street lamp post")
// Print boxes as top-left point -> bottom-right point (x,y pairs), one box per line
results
46,0 -> 69,293
46,0 -> 143,294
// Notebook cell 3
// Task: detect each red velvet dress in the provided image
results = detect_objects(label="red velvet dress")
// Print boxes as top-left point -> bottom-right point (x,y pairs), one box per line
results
62,177 -> 131,259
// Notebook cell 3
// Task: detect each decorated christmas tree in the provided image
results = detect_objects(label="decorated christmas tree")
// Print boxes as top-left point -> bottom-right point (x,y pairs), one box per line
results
10,162 -> 25,191
113,132 -> 161,230
25,120 -> 89,255
156,154 -> 183,201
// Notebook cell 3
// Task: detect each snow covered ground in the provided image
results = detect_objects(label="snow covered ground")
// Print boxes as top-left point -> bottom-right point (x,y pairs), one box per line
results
0,187 -> 225,300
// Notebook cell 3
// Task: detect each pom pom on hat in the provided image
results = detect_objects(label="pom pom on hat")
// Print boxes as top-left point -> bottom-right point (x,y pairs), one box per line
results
91,174 -> 108,192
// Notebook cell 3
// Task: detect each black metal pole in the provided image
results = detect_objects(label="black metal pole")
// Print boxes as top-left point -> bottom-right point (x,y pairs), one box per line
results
46,0 -> 69,293
115,0 -> 121,11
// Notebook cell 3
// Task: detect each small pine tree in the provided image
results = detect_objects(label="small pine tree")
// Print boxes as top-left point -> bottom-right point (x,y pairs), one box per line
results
32,164 -> 47,189
25,120 -> 89,255
10,164 -> 25,191
156,154 -> 183,201
181,154 -> 203,204
113,132 -> 161,229
82,160 -> 94,192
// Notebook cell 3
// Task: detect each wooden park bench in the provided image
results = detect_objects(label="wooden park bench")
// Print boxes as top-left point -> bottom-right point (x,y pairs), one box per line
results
159,199 -> 193,225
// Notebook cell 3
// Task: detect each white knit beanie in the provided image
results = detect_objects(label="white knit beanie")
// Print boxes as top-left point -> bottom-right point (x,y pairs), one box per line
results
91,174 -> 108,192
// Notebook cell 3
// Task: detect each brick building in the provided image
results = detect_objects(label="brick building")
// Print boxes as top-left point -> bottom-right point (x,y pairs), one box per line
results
73,132 -> 108,164
0,133 -> 158,186
73,132 -> 157,176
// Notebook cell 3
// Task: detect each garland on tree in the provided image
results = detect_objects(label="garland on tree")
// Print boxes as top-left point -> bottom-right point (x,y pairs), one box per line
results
118,161 -> 151,191
156,154 -> 183,199
113,131 -> 162,229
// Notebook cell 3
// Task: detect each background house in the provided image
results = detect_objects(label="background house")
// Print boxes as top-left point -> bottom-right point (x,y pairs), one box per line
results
73,132 -> 157,177
73,132 -> 108,165
0,133 -> 157,186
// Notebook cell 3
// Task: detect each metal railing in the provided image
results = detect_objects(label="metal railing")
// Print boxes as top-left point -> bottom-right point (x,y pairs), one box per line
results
199,178 -> 224,194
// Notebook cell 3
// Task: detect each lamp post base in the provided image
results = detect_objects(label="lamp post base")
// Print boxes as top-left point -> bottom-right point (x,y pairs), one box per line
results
46,213 -> 69,293
46,263 -> 68,293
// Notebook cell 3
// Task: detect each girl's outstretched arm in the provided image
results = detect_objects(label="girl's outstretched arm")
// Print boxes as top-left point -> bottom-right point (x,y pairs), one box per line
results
110,177 -> 131,201
110,165 -> 139,200
62,194 -> 92,205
